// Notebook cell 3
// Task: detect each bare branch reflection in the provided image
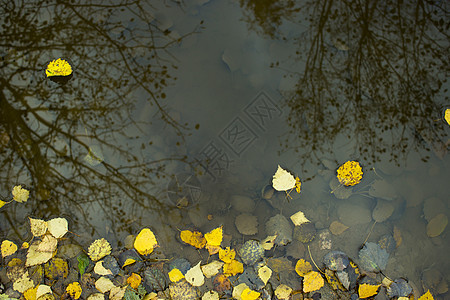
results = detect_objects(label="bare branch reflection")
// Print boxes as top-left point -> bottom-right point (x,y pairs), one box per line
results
0,0 -> 199,239
241,0 -> 449,169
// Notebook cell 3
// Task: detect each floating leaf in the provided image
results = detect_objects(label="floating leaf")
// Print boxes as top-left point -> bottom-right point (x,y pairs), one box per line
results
46,58 -> 72,77
206,245 -> 221,255
275,284 -> 292,300
303,271 -> 324,293
261,235 -> 277,250
223,259 -> 244,277
295,259 -> 312,277
358,242 -> 389,272
213,274 -> 231,293
219,247 -> 235,263
205,226 -> 223,247
26,243 -> 54,267
185,262 -> 204,287
257,265 -> 272,285
1,240 -> 18,258
290,210 -> 310,226
36,284 -> 52,299
180,230 -> 206,249
127,273 -> 142,289
44,257 -> 68,280
134,228 -> 158,255
94,261 -> 113,276
418,290 -> 434,300
272,165 -> 296,191
444,109 -> 450,126
29,218 -> 48,237
88,238 -> 111,261
77,253 -> 90,277
202,290 -> 219,300
168,268 -> 185,282
12,185 -> 29,203
0,200 -> 7,209
95,277 -> 116,293
84,145 -> 104,166
201,261 -> 224,278
66,282 -> 82,299
336,161 -> 363,186
240,288 -> 260,300
47,217 -> 68,239
13,273 -> 34,293
358,283 -> 381,298
232,283 -> 249,300
37,234 -> 58,253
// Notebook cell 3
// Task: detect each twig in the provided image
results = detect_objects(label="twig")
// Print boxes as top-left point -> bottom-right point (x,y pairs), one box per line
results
307,245 -> 324,274
363,221 -> 377,245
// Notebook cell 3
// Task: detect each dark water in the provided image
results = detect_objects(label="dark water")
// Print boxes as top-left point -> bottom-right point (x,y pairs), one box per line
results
1,0 -> 449,298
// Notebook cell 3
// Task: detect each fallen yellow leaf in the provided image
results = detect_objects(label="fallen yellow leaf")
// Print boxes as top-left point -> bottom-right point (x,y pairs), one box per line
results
295,259 -> 312,277
258,265 -> 272,285
445,109 -> 450,126
205,226 -> 223,247
418,290 -> 434,300
127,273 -> 142,289
29,218 -> 48,237
303,271 -> 324,293
240,288 -> 260,300
88,238 -> 111,261
272,165 -> 296,191
1,240 -> 18,258
12,185 -> 29,203
358,283 -> 381,299
223,259 -> 243,277
66,282 -> 82,299
134,228 -> 158,255
180,230 -> 206,249
219,247 -> 235,263
168,268 -> 185,282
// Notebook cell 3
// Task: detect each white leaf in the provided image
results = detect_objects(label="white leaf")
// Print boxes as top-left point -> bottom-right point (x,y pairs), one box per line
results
95,277 -> 116,293
202,290 -> 219,300
185,261 -> 204,287
94,261 -> 113,276
258,265 -> 272,285
26,243 -> 53,267
232,283 -> 249,300
275,284 -> 292,300
201,260 -> 224,278
272,165 -> 296,191
36,284 -> 52,299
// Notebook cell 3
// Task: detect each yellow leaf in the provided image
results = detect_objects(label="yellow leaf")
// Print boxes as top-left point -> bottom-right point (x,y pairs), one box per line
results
240,288 -> 260,300
0,199 -> 7,209
13,273 -> 34,293
180,230 -> 206,249
168,268 -> 185,282
134,228 -> 158,255
232,283 -> 249,300
122,258 -> 136,268
303,271 -> 324,293
290,211 -> 310,226
272,165 -> 296,191
295,259 -> 312,277
44,258 -> 68,281
1,240 -> 18,258
358,283 -> 381,298
205,226 -> 223,247
418,290 -> 434,300
46,58 -> 72,77
223,259 -> 244,277
295,177 -> 302,193
47,217 -> 68,239
66,282 -> 82,299
12,185 -> 29,203
336,161 -> 363,186
258,265 -> 272,285
88,238 -> 111,261
219,247 -> 236,263
445,109 -> 450,126
185,262 -> 204,286
24,285 -> 38,300
29,218 -> 48,237
261,235 -> 277,250
275,284 -> 292,300
127,273 -> 142,289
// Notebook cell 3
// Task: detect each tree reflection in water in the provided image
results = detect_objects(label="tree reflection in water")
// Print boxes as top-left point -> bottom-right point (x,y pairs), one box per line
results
241,0 -> 449,171
0,0 -> 199,240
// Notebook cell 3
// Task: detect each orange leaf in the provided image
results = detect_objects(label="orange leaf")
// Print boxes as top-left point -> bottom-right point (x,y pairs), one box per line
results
126,273 -> 142,289
303,271 -> 324,293
358,283 -> 381,299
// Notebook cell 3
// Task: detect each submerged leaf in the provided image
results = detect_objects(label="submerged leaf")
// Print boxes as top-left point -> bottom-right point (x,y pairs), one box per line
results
358,242 -> 389,272
47,217 -> 68,238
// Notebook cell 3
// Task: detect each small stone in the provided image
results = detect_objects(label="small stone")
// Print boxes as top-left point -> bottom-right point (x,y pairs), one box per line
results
337,200 -> 372,226
293,223 -> 317,243
230,195 -> 255,213
261,185 -> 275,200
426,214 -> 448,237
329,221 -> 349,235
372,199 -> 395,223
235,214 -> 258,235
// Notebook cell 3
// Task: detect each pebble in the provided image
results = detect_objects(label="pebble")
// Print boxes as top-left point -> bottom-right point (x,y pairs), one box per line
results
423,197 -> 446,222
372,199 -> 395,222
230,195 -> 255,213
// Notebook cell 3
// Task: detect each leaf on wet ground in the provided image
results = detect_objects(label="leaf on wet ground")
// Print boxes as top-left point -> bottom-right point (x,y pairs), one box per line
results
66,282 -> 82,299
275,284 -> 292,300
240,288 -> 260,300
219,247 -> 235,263
201,261 -> 224,278
168,268 -> 185,282
47,217 -> 68,239
223,259 -> 243,277
257,265 -> 272,285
